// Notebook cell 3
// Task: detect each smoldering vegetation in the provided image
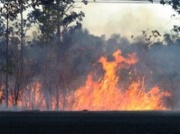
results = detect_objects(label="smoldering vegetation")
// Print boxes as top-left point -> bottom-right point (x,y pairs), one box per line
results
1,28 -> 180,110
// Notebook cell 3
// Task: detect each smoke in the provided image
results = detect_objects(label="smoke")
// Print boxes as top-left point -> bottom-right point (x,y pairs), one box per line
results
148,43 -> 180,109
43,30 -> 180,110
80,3 -> 179,38
103,33 -> 180,109
1,24 -> 180,110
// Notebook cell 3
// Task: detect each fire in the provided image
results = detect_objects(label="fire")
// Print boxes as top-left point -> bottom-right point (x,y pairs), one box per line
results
0,49 -> 171,111
70,50 -> 170,110
19,82 -> 46,110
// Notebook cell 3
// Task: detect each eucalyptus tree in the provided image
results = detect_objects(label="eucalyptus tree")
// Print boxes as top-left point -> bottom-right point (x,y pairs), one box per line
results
159,0 -> 180,13
158,0 -> 180,34
0,0 -> 17,107
27,0 -> 86,110
0,0 -> 29,107
28,0 -> 85,44
10,0 -> 30,106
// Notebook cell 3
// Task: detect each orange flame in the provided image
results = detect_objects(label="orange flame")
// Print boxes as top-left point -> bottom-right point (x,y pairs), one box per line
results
19,82 -> 46,110
1,49 -> 171,111
70,50 -> 170,110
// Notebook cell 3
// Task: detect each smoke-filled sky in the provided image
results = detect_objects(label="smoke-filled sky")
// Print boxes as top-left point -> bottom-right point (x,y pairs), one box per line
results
76,3 -> 179,37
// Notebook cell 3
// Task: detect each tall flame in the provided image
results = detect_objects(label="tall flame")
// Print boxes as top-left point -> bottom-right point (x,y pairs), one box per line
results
70,50 -> 170,110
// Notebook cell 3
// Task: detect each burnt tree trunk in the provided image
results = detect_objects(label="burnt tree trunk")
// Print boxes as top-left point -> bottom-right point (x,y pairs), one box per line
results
14,1 -> 24,106
5,5 -> 9,108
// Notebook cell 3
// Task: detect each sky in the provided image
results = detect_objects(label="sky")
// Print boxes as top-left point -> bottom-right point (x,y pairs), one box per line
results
1,1 -> 179,39
75,3 -> 180,38
24,2 -> 180,39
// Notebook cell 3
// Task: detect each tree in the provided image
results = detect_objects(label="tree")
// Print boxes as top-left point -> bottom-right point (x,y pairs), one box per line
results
0,1 -> 15,107
0,0 -> 29,107
26,0 -> 86,110
159,0 -> 180,13
11,0 -> 29,106
28,0 -> 85,44
158,0 -> 180,34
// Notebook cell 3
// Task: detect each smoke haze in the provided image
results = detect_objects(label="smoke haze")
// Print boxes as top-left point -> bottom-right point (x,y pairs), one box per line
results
79,3 -> 180,37
1,2 -> 180,110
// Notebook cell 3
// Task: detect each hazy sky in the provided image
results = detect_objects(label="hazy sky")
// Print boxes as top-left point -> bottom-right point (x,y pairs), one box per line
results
25,3 -> 180,39
76,3 -> 179,38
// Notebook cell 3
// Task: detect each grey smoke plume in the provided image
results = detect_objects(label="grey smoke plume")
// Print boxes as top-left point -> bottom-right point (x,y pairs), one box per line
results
1,28 -> 180,110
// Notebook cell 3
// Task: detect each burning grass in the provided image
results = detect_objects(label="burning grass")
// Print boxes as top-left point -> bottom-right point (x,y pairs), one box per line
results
0,49 -> 171,111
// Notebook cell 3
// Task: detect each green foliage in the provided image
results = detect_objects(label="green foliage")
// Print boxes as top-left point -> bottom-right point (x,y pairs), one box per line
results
160,0 -> 180,13
0,1 -> 20,19
0,0 -> 29,36
159,0 -> 180,34
28,0 -> 85,42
